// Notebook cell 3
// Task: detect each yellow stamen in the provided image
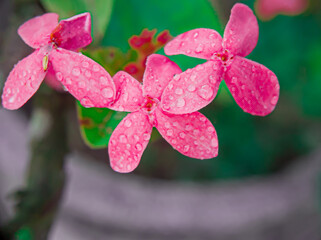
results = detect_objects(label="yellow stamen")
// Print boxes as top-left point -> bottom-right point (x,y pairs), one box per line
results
42,55 -> 49,71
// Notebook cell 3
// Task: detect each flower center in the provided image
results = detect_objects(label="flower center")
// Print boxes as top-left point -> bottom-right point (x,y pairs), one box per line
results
212,49 -> 234,67
141,96 -> 158,114
50,24 -> 63,47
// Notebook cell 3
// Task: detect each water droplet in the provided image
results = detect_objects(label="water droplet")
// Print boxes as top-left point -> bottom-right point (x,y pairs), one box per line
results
65,77 -> 72,85
194,140 -> 199,145
231,77 -> 237,84
190,73 -> 197,82
110,140 -> 116,145
134,135 -> 139,141
126,144 -> 131,149
179,132 -> 186,138
207,126 -> 215,133
185,124 -> 192,131
166,129 -> 173,136
209,33 -> 216,39
82,61 -> 89,68
168,83 -> 173,90
173,74 -> 180,81
119,134 -> 127,143
85,70 -> 91,78
124,119 -> 132,127
176,98 -> 185,108
173,122 -> 178,127
143,133 -> 150,141
193,32 -> 199,38
195,44 -> 204,53
165,122 -> 171,128
175,88 -> 183,95
200,116 -> 206,122
187,84 -> 196,92
22,71 -> 27,77
135,143 -> 143,151
241,85 -> 245,90
78,81 -> 85,88
8,96 -> 15,103
198,85 -> 213,100
80,97 -> 94,108
101,87 -> 114,98
72,68 -> 80,76
193,129 -> 200,135
183,145 -> 190,152
211,138 -> 218,147
93,64 -> 100,72
271,96 -> 278,105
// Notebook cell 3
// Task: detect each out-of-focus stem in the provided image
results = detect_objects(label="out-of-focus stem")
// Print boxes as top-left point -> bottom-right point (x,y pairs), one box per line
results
1,89 -> 69,240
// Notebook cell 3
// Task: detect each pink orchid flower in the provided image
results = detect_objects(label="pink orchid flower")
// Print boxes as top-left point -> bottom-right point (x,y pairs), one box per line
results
162,3 -> 280,116
255,0 -> 309,20
2,13 -> 115,110
107,54 -> 218,173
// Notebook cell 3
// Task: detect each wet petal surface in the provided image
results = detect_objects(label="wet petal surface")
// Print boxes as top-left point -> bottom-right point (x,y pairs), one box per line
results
2,49 -> 47,109
51,12 -> 92,51
225,56 -> 279,116
223,3 -> 259,57
164,28 -> 223,60
161,60 -> 223,114
155,109 -> 218,159
50,48 -> 115,108
108,111 -> 153,173
18,13 -> 59,49
110,71 -> 144,112
143,54 -> 182,100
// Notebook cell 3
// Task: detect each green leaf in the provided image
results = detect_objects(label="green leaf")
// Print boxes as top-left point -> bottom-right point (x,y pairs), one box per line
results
102,0 -> 222,70
77,101 -> 127,149
40,0 -> 114,42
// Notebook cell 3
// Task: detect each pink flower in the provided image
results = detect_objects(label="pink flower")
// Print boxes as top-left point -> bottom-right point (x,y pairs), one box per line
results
2,13 -> 115,110
255,0 -> 309,20
107,54 -> 218,173
162,3 -> 280,116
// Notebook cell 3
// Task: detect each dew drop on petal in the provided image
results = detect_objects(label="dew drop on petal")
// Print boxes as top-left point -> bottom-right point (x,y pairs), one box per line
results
166,129 -> 173,136
72,68 -> 80,76
176,98 -> 185,108
195,44 -> 204,53
119,134 -> 127,143
179,132 -> 186,138
207,126 -> 215,133
197,85 -> 213,100
271,96 -> 278,105
175,88 -> 184,95
211,138 -> 218,147
101,87 -> 114,98
187,84 -> 196,92
124,119 -> 132,127
183,145 -> 190,152
143,133 -> 150,141
135,143 -> 143,151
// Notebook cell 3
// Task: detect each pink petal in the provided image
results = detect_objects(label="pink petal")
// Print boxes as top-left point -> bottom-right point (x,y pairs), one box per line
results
255,0 -> 308,20
51,13 -> 92,51
44,65 -> 64,91
109,71 -> 144,112
50,48 -> 115,108
143,54 -> 182,100
225,56 -> 279,116
155,109 -> 218,159
18,13 -> 59,49
161,60 -> 223,114
108,111 -> 153,173
223,3 -> 259,57
2,49 -> 47,109
164,28 -> 223,60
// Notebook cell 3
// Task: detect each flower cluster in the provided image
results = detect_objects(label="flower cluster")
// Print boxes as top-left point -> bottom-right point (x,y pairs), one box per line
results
1,3 -> 279,173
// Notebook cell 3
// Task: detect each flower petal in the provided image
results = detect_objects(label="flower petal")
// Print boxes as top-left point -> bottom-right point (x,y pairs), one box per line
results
51,12 -> 92,51
18,13 -> 59,49
2,49 -> 47,109
155,109 -> 218,159
161,60 -> 223,114
109,71 -> 144,112
44,65 -> 64,91
223,3 -> 259,57
108,111 -> 153,173
50,48 -> 115,108
255,0 -> 308,20
225,56 -> 279,116
143,54 -> 182,100
164,28 -> 223,60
